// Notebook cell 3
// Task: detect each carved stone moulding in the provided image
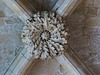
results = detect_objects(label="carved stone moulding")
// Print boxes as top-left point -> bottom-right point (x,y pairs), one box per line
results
21,11 -> 68,59
3,0 -> 93,75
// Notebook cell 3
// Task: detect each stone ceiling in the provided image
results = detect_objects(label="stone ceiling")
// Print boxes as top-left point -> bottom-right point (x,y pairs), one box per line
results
0,0 -> 100,75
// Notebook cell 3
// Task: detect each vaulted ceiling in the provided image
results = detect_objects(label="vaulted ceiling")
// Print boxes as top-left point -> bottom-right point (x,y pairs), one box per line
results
0,0 -> 100,75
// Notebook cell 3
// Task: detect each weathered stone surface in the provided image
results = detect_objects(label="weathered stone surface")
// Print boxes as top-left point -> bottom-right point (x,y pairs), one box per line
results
67,0 -> 100,74
76,47 -> 91,62
68,36 -> 91,51
5,16 -> 22,24
0,1 -> 24,75
69,27 -> 83,38
86,18 -> 100,27
84,28 -> 100,35
0,11 -> 5,17
86,7 -> 99,15
81,0 -> 91,7
94,0 -> 100,7
73,7 -> 86,14
0,19 -> 4,26
0,0 -> 100,75
66,14 -> 86,24
27,59 -> 68,75
87,0 -> 94,7
88,64 -> 100,74
0,34 -> 10,43
0,55 -> 3,60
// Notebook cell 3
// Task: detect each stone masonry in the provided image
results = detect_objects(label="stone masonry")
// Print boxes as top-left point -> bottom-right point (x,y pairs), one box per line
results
0,0 -> 100,75
66,0 -> 100,75
0,1 -> 24,75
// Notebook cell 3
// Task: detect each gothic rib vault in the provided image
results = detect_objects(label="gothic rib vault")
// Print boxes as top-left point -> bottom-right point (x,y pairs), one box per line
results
3,0 -> 94,75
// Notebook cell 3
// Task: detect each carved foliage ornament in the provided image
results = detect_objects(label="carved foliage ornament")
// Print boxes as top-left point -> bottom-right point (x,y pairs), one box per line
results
21,11 -> 68,59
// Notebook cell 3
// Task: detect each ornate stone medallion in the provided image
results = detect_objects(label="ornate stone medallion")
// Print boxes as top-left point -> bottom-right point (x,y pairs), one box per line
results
21,11 -> 68,59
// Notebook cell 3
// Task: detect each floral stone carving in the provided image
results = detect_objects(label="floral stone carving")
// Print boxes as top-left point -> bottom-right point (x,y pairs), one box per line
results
21,11 -> 68,59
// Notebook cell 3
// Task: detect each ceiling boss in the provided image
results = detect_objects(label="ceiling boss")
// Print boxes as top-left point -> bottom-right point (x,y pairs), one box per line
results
21,11 -> 68,59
